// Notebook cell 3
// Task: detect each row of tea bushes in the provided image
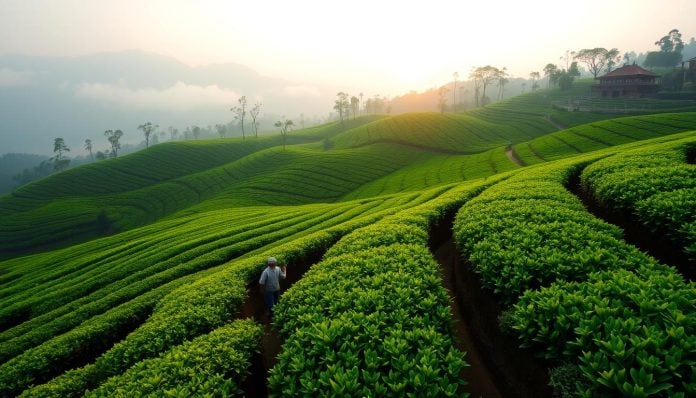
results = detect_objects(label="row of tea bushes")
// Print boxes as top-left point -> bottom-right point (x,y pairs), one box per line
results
453,142 -> 696,396
580,138 -> 696,263
269,180 -> 500,396
85,319 -> 263,397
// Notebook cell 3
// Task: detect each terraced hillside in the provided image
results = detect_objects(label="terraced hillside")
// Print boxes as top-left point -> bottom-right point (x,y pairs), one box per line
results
1,87 -> 695,397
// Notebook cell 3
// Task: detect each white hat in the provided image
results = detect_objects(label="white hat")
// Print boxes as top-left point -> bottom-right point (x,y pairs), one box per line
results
267,256 -> 277,265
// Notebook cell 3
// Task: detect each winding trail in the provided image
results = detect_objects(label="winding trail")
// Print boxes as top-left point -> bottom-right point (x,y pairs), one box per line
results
505,145 -> 525,166
240,250 -> 326,397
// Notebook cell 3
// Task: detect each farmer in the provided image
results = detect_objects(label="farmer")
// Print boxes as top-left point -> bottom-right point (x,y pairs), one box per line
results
259,256 -> 286,316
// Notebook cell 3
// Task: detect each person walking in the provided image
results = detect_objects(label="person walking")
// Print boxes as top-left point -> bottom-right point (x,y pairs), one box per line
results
259,256 -> 286,317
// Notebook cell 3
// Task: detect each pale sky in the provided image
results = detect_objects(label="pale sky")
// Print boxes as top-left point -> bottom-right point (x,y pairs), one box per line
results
1,0 -> 695,96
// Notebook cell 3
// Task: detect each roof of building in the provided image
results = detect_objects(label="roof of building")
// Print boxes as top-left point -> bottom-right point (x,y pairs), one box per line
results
599,64 -> 658,79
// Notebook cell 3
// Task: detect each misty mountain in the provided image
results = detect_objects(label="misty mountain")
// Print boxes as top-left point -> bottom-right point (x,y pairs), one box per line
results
0,50 -> 334,155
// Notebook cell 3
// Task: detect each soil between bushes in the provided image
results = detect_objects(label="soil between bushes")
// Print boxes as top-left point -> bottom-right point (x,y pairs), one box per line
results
430,213 -> 552,398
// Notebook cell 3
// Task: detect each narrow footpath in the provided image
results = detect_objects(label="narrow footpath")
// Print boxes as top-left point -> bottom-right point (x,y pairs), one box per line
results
429,216 -> 551,398
240,251 -> 324,397
505,144 -> 525,166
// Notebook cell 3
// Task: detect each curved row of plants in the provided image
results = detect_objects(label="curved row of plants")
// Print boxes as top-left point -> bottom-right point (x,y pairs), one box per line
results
512,113 -> 696,166
85,319 -> 263,397
343,146 -> 518,200
453,136 -> 696,396
0,142 -> 428,253
580,138 -> 696,264
330,112 -> 551,153
269,178 -> 505,396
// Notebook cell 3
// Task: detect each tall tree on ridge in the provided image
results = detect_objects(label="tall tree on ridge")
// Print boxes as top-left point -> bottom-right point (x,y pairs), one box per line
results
334,92 -> 349,122
350,96 -> 359,119
51,137 -> 70,171
497,67 -> 509,100
230,96 -> 248,139
469,68 -> 482,107
274,118 -> 294,149
250,102 -> 262,137
138,122 -> 158,148
84,139 -> 94,161
104,129 -> 123,157
529,71 -> 541,91
543,64 -> 559,88
471,65 -> 500,106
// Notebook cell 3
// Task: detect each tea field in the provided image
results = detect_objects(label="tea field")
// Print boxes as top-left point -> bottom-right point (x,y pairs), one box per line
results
1,87 -> 695,397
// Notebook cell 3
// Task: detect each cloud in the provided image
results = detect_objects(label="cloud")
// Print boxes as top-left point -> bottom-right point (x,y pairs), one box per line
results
74,81 -> 240,110
282,85 -> 321,98
0,68 -> 33,86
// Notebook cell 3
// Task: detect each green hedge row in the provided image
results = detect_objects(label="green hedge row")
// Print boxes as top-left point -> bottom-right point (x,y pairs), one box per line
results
581,138 -> 696,262
85,319 -> 263,397
453,162 -> 654,304
269,180 -> 499,396
453,145 -> 696,396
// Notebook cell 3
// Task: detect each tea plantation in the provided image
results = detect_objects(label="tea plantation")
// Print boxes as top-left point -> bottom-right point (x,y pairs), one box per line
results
1,87 -> 695,397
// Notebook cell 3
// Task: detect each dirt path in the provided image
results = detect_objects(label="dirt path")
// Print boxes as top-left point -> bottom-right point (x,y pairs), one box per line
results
434,239 -> 502,397
429,214 -> 551,398
505,145 -> 525,166
240,251 -> 326,397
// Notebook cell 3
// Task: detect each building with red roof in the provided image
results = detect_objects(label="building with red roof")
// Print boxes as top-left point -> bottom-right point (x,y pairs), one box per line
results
592,63 -> 659,98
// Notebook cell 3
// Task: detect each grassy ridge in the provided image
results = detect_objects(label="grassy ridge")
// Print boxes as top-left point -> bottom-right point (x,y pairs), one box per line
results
330,112 -> 556,153
0,142 -> 432,254
512,112 -> 696,165
343,146 -> 518,200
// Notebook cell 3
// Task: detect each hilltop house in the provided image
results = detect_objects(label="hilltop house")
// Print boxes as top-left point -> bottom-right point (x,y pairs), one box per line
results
592,63 -> 659,98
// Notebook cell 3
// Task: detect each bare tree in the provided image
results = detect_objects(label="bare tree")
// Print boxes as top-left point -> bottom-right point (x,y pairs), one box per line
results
250,102 -> 262,137
230,96 -> 248,139
84,139 -> 94,161
274,118 -> 294,149
575,48 -> 612,79
138,122 -> 158,148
